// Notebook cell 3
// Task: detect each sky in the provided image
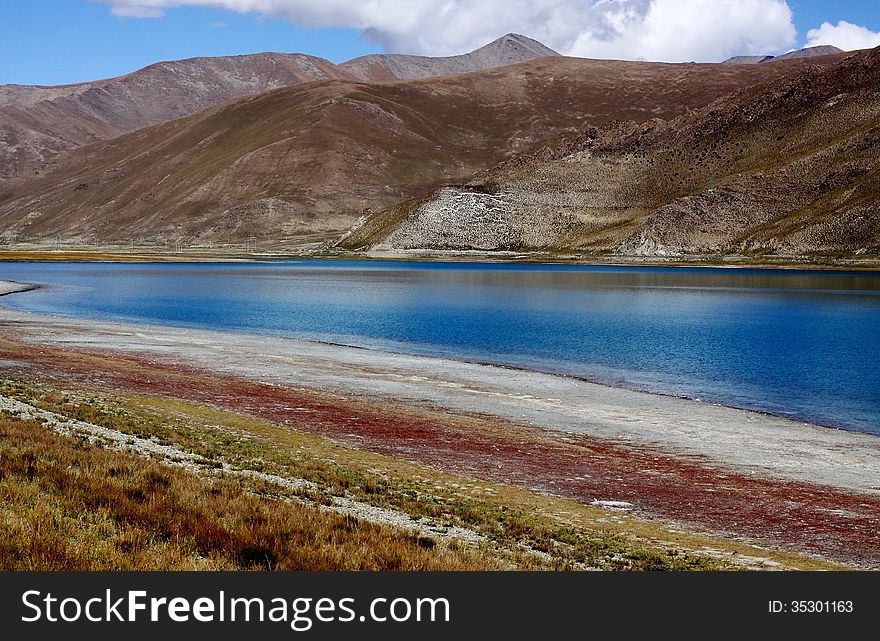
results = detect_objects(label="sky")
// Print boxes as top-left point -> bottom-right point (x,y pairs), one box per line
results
1,0 -> 878,86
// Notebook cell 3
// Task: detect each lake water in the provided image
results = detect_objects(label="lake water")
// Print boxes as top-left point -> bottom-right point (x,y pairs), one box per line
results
1,260 -> 879,434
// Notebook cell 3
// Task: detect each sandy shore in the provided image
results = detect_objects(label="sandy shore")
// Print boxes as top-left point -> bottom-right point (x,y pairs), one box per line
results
0,281 -> 35,297
0,280 -> 877,496
351,249 -> 880,271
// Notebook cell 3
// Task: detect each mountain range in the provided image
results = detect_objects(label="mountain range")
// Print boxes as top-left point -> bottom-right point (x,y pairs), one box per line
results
0,34 -> 558,184
723,44 -> 842,64
1,34 -> 875,262
340,46 -> 879,259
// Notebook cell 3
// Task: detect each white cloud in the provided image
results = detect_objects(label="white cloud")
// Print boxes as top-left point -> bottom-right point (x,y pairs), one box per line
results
806,21 -> 880,52
568,0 -> 796,62
111,4 -> 165,18
98,0 -> 799,62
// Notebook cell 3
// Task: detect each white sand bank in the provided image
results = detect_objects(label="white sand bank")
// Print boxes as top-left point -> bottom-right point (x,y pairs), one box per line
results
0,281 -> 34,297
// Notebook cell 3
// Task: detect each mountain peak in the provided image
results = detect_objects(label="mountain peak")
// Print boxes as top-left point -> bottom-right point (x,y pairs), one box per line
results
773,45 -> 844,61
340,33 -> 559,82
483,33 -> 561,58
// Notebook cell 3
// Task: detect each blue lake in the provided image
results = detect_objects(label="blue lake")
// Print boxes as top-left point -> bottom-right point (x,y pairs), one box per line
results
1,260 -> 879,434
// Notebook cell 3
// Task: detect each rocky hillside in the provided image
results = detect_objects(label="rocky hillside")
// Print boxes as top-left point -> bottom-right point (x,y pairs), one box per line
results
774,45 -> 844,61
0,55 -> 817,246
724,45 -> 842,64
339,48 -> 879,260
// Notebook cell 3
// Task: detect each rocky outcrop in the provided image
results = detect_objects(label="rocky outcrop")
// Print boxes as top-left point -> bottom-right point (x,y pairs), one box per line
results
376,189 -> 536,251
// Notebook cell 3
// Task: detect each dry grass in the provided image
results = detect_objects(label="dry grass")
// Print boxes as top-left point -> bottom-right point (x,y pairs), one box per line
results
0,411 -> 492,571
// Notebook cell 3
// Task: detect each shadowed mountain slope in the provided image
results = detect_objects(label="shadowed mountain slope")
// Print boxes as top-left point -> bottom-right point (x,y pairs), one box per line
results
0,55 -> 824,246
339,48 -> 879,260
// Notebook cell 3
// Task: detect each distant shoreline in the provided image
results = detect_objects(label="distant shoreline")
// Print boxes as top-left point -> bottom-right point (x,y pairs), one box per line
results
329,251 -> 880,272
0,281 -> 37,297
1,249 -> 879,272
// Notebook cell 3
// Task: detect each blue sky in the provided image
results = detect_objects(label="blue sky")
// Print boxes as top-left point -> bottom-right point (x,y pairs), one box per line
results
788,0 -> 878,34
1,0 -> 878,86
0,0 -> 381,85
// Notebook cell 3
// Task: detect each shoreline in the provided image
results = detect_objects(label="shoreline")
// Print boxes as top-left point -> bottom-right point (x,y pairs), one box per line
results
0,281 -> 37,297
2,249 -> 879,272
340,250 -> 880,273
0,281 -> 877,496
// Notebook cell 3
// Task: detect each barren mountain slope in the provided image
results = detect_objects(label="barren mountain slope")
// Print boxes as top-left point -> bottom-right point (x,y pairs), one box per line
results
340,48 -> 879,259
340,34 -> 559,81
0,35 -> 563,185
0,53 -> 352,183
773,45 -> 844,61
341,49 -> 880,256
723,45 -> 842,64
0,56 -> 824,246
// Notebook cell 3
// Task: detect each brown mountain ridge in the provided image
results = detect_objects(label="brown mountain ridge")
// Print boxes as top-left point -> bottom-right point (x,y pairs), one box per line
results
0,34 -> 558,185
0,53 -> 831,247
339,47 -> 880,260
